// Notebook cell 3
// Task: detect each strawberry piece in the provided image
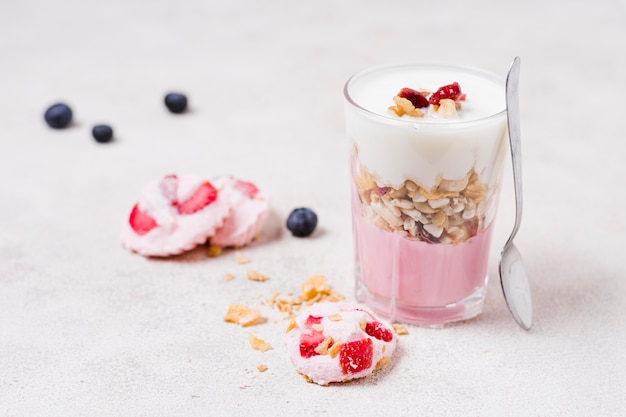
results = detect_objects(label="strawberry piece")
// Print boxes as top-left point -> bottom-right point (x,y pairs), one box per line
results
365,321 -> 393,342
177,181 -> 218,215
300,315 -> 325,358
159,174 -> 179,205
398,87 -> 429,108
300,331 -> 326,358
234,179 -> 259,199
339,338 -> 373,375
429,82 -> 463,105
304,315 -> 323,326
129,204 -> 158,235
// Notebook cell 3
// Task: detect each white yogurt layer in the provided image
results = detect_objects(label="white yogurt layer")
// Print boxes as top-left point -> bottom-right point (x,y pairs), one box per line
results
345,64 -> 508,190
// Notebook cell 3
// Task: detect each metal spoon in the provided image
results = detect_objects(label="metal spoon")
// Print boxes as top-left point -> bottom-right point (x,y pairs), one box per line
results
499,56 -> 533,330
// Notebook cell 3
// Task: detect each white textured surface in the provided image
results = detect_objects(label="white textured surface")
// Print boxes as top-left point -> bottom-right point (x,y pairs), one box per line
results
1,0 -> 625,415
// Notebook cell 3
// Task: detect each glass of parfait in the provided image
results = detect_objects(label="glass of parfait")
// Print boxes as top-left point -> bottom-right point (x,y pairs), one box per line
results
344,64 -> 508,326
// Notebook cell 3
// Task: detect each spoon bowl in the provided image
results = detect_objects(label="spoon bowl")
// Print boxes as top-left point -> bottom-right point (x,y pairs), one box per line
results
499,242 -> 532,330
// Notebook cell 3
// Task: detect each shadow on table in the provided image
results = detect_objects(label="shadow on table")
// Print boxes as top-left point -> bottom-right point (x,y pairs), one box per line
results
475,245 -> 619,334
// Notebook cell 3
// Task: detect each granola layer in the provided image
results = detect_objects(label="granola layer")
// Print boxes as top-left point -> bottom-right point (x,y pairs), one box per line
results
353,158 -> 497,245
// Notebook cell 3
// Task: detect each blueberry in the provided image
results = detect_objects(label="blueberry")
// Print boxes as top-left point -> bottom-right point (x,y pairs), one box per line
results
92,124 -> 114,143
164,92 -> 188,113
286,208 -> 318,237
44,103 -> 73,129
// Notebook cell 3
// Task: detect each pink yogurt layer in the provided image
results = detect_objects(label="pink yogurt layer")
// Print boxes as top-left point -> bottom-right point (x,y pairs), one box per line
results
352,198 -> 493,324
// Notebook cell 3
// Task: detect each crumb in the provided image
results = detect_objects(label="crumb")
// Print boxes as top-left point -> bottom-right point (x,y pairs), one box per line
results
224,304 -> 263,327
225,272 -> 235,281
389,95 -> 425,117
264,290 -> 279,305
208,245 -> 222,257
375,356 -> 391,370
264,275 -> 345,320
313,336 -> 334,355
248,334 -> 272,352
247,270 -> 269,282
435,98 -> 459,117
301,275 -> 345,304
392,324 -> 409,335
235,252 -> 250,264
257,364 -> 268,372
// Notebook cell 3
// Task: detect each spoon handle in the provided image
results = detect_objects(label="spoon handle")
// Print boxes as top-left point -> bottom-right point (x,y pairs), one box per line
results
505,56 -> 523,247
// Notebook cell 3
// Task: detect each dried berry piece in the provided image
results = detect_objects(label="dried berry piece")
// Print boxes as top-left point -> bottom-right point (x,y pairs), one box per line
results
304,315 -> 323,327
365,321 -> 394,342
300,315 -> 325,358
374,187 -> 390,196
300,330 -> 324,358
234,180 -> 259,199
128,204 -> 158,235
429,82 -> 463,105
398,87 -> 429,108
177,181 -> 218,214
339,338 -> 373,375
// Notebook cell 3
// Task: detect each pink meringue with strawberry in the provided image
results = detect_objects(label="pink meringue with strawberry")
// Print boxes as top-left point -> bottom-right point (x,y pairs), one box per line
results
285,302 -> 396,385
121,174 -> 231,257
210,175 -> 270,248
